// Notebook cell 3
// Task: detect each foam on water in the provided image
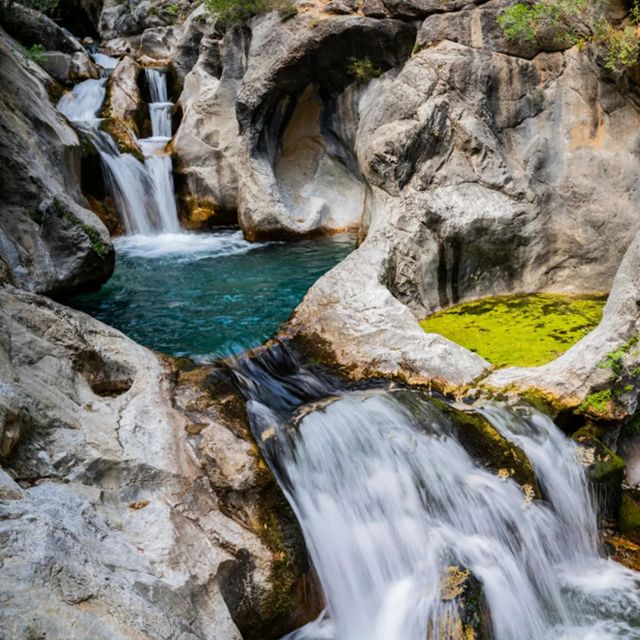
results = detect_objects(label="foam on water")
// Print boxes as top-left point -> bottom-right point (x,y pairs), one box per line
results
114,230 -> 264,260
235,357 -> 640,640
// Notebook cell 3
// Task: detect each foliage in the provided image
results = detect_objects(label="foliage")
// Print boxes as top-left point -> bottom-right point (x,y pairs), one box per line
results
163,0 -> 180,15
419,293 -> 605,368
498,0 -> 640,73
23,43 -> 46,64
348,57 -> 382,83
204,0 -> 297,22
578,388 -> 613,415
17,0 -> 59,13
597,336 -> 639,381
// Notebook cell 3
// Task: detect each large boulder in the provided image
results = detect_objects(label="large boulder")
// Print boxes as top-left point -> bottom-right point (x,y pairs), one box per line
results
283,10 -> 640,399
0,286 -> 316,639
0,26 -> 113,296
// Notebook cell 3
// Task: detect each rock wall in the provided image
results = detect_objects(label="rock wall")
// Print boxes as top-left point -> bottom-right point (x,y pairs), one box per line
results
0,25 -> 113,297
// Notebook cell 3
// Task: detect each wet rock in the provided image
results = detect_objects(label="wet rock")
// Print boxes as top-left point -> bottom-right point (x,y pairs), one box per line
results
101,55 -> 144,152
0,0 -> 85,53
0,26 -> 113,296
40,50 -> 99,85
573,424 -> 626,518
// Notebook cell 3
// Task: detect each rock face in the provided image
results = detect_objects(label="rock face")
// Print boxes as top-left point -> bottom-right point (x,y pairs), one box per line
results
285,8 -> 640,396
170,5 -> 416,235
0,286 -> 315,639
0,26 -> 113,296
0,0 -> 99,84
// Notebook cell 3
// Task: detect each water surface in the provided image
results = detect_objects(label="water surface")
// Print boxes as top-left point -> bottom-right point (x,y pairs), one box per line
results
67,230 -> 354,359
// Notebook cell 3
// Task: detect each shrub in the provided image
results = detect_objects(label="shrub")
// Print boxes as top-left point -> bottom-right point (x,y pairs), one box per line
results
204,0 -> 297,22
24,43 -> 46,64
348,57 -> 382,83
498,0 -> 640,73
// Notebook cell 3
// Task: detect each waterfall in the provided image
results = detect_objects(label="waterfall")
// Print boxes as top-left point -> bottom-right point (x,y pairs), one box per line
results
57,66 -> 180,235
233,346 -> 640,640
139,68 -> 180,233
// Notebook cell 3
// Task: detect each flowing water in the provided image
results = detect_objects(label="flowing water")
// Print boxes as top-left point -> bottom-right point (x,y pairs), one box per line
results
139,68 -> 180,232
57,65 -> 178,234
232,349 -> 640,640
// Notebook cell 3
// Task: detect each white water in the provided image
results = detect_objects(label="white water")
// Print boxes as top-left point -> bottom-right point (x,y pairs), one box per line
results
247,389 -> 640,640
138,68 -> 179,233
58,69 -> 180,235
91,52 -> 119,71
114,230 -> 263,260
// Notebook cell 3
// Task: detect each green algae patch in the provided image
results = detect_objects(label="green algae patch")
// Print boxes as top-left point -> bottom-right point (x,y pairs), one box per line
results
420,293 -> 607,368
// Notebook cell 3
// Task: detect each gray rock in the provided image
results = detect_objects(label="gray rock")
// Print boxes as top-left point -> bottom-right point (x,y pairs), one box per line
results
285,33 -> 640,391
0,286 -> 313,639
0,26 -> 114,296
325,0 -> 358,15
0,0 -> 85,52
40,49 -> 99,85
102,54 -> 144,147
235,13 -> 416,239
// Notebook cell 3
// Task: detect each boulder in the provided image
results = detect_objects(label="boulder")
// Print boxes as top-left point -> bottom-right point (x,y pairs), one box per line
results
0,26 -> 113,296
40,49 -> 99,85
101,55 -> 144,152
0,0 -> 85,52
287,33 -> 640,391
0,286 -> 316,639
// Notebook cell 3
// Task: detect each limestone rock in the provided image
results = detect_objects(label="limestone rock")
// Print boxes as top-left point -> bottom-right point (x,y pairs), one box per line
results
0,26 -> 113,296
0,286 -> 312,639
101,55 -> 144,151
287,32 -> 640,391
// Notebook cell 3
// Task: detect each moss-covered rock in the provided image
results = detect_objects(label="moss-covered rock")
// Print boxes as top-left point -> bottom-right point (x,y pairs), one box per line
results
619,490 -> 640,533
572,425 -> 625,517
436,566 -> 491,640
420,293 -> 606,369
431,398 -> 541,498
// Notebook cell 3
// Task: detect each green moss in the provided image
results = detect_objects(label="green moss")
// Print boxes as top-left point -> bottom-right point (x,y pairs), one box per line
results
430,397 -> 541,496
619,492 -> 640,532
420,293 -> 606,368
52,200 -> 109,257
578,389 -> 613,416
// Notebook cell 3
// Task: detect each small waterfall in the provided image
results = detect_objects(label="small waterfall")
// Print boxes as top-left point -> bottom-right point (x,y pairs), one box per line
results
233,346 -> 640,640
138,68 -> 179,233
58,66 -> 180,235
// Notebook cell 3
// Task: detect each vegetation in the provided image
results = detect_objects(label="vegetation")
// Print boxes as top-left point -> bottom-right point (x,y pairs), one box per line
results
204,0 -> 296,22
348,57 -> 382,82
23,43 -> 46,65
498,0 -> 640,73
17,0 -> 59,13
578,335 -> 640,417
52,199 -> 109,257
420,293 -> 606,368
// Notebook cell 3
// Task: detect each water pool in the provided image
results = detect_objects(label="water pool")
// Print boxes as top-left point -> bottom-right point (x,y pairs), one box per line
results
67,230 -> 355,359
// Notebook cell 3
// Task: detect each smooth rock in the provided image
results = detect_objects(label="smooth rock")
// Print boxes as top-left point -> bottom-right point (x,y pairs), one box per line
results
0,26 -> 113,296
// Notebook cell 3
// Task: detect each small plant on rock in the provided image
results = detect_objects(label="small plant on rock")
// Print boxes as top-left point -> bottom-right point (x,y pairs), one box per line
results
348,57 -> 382,83
204,0 -> 297,22
24,43 -> 46,64
498,0 -> 640,73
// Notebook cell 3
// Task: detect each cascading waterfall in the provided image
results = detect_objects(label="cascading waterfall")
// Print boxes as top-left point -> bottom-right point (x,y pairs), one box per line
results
233,347 -> 640,640
57,61 -> 179,235
138,68 -> 180,233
